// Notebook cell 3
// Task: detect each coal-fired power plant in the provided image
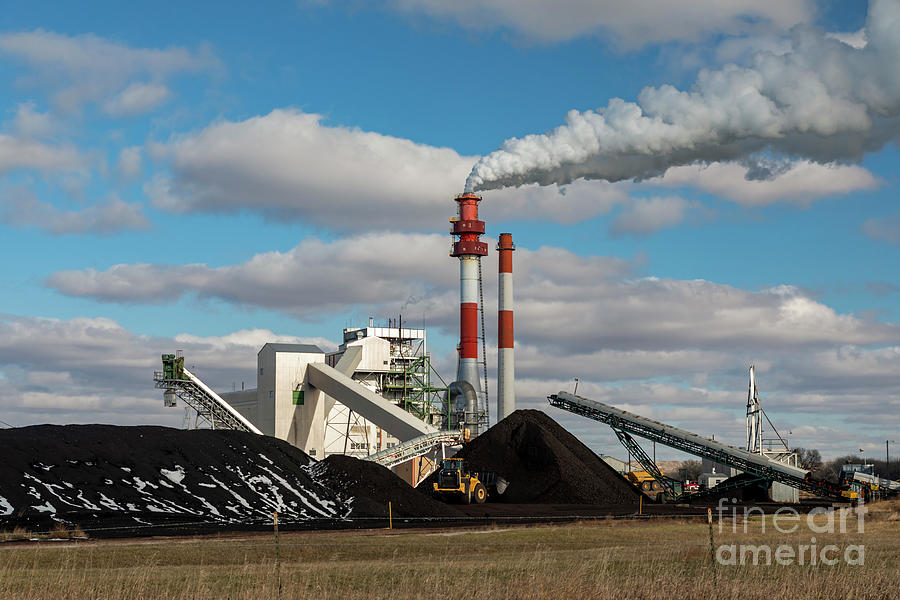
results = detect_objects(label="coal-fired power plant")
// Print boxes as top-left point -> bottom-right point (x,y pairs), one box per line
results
450,192 -> 488,435
497,232 -> 516,421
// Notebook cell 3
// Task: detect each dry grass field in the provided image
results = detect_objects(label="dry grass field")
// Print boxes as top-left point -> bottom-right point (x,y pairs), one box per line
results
1,501 -> 898,599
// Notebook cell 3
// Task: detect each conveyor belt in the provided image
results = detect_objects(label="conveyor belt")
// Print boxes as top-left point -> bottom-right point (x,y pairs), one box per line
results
364,431 -> 462,469
548,391 -> 843,498
155,366 -> 262,434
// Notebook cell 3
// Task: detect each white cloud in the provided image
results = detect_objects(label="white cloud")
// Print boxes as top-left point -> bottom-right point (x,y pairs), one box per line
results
116,146 -> 142,180
0,133 -> 84,175
610,196 -> 689,235
7,102 -> 59,138
826,29 -> 868,49
861,213 -> 900,244
326,0 -> 811,46
174,329 -> 338,354
46,232 -> 900,355
0,30 -> 219,113
0,189 -> 151,235
148,109 -> 475,231
651,160 -> 879,207
103,82 -> 171,117
47,232 -> 459,311
0,314 -> 335,427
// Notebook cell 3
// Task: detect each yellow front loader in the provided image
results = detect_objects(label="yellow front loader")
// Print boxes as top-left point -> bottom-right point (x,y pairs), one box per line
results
432,458 -> 506,504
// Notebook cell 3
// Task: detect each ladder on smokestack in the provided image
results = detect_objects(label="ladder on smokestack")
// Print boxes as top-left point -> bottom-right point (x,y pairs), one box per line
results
477,256 -> 489,427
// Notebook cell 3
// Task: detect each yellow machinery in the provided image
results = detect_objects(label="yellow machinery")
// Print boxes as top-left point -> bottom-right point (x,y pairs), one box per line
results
433,458 -> 507,504
626,471 -> 665,501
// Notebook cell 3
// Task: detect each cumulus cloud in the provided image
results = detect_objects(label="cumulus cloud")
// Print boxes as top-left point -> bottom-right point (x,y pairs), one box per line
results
0,30 -> 219,114
103,82 -> 170,117
147,109 -> 476,231
314,0 -> 811,46
7,102 -> 59,138
466,0 -> 900,193
46,232 -> 900,355
116,146 -> 142,180
650,160 -> 879,207
861,213 -> 900,244
0,314 -> 334,427
610,196 -> 690,236
826,28 -> 868,50
47,233 -> 460,312
0,133 -> 84,175
0,189 -> 151,235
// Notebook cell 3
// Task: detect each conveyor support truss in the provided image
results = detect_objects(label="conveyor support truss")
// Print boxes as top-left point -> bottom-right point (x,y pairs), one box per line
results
548,391 -> 843,499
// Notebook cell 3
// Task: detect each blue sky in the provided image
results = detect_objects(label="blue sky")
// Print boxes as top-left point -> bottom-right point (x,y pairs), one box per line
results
1,0 -> 898,462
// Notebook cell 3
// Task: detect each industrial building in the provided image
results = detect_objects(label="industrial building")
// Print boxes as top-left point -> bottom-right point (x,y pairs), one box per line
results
155,192 -> 520,487
216,321 -> 446,463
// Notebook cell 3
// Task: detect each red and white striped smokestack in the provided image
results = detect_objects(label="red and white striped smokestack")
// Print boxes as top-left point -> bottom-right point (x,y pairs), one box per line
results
450,193 -> 488,433
497,233 -> 515,421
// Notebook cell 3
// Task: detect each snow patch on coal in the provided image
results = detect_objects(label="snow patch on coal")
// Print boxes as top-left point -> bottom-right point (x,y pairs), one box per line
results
421,409 -> 641,505
0,425 -> 349,527
309,455 -> 463,519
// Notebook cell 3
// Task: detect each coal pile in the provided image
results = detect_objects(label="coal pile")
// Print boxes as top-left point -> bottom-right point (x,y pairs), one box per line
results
309,455 -> 463,519
0,424 -> 347,529
420,409 -> 640,505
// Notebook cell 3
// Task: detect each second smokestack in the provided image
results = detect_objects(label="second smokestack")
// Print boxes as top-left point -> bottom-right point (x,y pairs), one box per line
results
497,233 -> 515,421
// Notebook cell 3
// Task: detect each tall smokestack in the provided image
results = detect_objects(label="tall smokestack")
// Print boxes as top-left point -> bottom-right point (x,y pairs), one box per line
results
450,193 -> 488,434
497,233 -> 515,421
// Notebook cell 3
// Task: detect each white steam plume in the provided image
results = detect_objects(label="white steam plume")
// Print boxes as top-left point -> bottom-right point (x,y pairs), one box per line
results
466,0 -> 900,192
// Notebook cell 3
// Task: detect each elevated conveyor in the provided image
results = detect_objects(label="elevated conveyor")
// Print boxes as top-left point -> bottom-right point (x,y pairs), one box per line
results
307,362 -> 437,442
155,356 -> 262,434
548,391 -> 843,498
363,431 -> 462,469
853,472 -> 900,494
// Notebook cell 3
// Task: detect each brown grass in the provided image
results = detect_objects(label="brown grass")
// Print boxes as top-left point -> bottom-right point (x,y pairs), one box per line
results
0,507 -> 898,599
0,522 -> 85,542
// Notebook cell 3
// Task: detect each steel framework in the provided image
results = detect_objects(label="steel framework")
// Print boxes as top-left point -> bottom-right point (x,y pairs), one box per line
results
364,431 -> 462,469
548,392 -> 843,498
613,429 -> 680,501
154,356 -> 261,434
